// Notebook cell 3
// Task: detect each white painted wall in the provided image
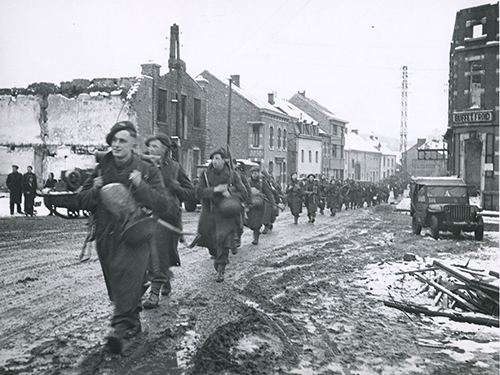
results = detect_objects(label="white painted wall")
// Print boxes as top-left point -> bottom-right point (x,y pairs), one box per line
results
297,137 -> 322,177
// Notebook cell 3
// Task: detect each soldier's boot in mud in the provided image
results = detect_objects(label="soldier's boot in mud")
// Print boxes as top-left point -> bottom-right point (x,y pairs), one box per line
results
330,209 -> 336,217
143,292 -> 159,309
216,265 -> 225,283
231,246 -> 238,255
106,329 -> 123,354
252,231 -> 260,245
161,279 -> 172,296
293,215 -> 298,225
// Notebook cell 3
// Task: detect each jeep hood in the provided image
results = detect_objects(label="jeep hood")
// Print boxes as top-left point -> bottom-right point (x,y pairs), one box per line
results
427,204 -> 446,212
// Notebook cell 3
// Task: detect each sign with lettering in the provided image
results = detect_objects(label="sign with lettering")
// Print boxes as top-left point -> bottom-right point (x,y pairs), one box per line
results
453,110 -> 494,124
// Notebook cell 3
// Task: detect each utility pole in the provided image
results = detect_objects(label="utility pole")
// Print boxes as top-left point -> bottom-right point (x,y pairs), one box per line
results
400,66 -> 408,173
227,78 -> 233,149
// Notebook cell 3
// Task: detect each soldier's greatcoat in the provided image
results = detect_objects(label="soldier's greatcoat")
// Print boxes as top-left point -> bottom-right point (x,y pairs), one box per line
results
197,163 -> 247,266
77,152 -> 179,332
286,180 -> 303,217
246,177 -> 274,231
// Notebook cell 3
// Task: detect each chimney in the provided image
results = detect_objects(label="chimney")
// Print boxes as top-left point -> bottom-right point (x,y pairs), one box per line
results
141,62 -> 161,78
168,24 -> 186,72
351,129 -> 358,135
230,75 -> 240,87
417,138 -> 426,147
267,92 -> 275,105
298,90 -> 306,97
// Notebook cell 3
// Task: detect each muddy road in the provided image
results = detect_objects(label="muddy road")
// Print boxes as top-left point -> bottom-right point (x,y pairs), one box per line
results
0,205 -> 498,374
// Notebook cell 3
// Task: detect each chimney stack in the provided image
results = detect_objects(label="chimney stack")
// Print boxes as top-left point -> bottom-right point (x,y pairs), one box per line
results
351,129 -> 358,135
267,92 -> 275,105
298,90 -> 306,97
230,75 -> 240,87
141,62 -> 161,78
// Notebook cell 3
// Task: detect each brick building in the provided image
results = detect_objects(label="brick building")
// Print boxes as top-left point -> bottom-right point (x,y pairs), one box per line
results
273,99 -> 322,179
444,3 -> 499,210
197,70 -> 290,187
289,91 -> 347,179
141,62 -> 207,180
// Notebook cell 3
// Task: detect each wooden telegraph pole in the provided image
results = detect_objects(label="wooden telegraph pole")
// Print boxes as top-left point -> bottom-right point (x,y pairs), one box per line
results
227,77 -> 233,149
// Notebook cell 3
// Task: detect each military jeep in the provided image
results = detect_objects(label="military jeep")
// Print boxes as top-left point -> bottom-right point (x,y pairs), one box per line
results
410,177 -> 484,240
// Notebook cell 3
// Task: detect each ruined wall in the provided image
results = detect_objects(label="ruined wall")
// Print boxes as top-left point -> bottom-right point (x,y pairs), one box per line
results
47,93 -> 134,145
0,95 -> 42,144
45,150 -> 96,182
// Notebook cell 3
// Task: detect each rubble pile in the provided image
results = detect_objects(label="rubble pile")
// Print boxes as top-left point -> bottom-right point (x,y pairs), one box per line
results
384,258 -> 499,327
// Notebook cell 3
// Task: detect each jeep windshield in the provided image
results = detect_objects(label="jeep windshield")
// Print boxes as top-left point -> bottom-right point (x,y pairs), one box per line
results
427,186 -> 467,198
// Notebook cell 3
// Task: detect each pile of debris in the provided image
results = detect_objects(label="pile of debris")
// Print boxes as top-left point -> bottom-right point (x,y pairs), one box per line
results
384,259 -> 499,327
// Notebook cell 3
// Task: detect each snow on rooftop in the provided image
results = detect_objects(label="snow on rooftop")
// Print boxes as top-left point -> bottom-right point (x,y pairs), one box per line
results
274,99 -> 318,125
230,84 -> 281,114
345,131 -> 380,153
419,138 -> 447,150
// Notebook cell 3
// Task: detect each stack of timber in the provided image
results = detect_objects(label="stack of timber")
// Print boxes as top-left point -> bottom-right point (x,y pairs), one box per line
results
384,260 -> 499,327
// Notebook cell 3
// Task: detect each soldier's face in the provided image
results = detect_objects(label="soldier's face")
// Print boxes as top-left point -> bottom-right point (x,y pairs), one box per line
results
251,171 -> 259,179
12,167 -> 18,173
111,130 -> 135,160
147,139 -> 167,157
212,154 -> 224,170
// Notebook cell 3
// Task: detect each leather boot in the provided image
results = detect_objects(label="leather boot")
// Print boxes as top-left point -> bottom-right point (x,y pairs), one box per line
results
294,216 -> 298,225
252,231 -> 260,245
143,292 -> 159,309
216,265 -> 225,282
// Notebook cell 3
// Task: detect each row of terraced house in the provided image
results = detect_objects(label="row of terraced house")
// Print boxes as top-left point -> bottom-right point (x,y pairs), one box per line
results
0,25 -> 397,190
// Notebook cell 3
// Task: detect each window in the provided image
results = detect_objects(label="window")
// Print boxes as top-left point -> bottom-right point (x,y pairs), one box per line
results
383,157 -> 386,167
194,98 -> 201,128
340,146 -> 344,159
469,62 -> 483,108
301,149 -> 304,163
315,151 -> 319,163
309,150 -> 312,163
252,125 -> 260,147
283,129 -> 287,149
278,128 -> 282,149
332,144 -> 337,158
485,133 -> 495,177
333,124 -> 337,136
352,159 -> 355,168
181,95 -> 187,139
157,89 -> 167,123
269,161 -> 274,174
472,24 -> 483,38
193,148 -> 201,168
269,126 -> 274,148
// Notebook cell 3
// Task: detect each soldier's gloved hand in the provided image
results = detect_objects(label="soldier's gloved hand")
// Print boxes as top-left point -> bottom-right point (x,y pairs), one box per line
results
214,184 -> 228,193
93,176 -> 104,189
129,170 -> 142,187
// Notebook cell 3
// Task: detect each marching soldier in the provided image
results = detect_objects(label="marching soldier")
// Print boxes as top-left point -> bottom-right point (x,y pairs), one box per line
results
285,172 -> 303,224
246,167 -> 274,245
142,134 -> 194,309
196,148 -> 248,282
261,170 -> 279,233
303,174 -> 318,223
75,121 -> 179,353
317,175 -> 328,215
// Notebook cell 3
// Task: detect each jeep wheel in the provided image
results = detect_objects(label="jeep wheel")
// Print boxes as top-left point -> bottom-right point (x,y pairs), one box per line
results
412,216 -> 422,235
475,217 -> 484,241
430,215 -> 440,240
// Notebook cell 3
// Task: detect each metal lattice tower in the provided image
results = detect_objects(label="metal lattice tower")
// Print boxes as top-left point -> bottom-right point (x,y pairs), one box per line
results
400,66 -> 408,172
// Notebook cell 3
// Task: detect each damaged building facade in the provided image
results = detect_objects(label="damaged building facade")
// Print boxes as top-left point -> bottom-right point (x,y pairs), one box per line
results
0,78 -> 150,187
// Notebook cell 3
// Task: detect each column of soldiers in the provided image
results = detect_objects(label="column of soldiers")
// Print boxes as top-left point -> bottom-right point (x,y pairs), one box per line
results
59,120 -> 401,355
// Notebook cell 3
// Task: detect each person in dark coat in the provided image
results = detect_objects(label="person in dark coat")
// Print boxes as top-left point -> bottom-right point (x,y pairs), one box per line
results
326,179 -> 339,217
285,172 -> 303,224
196,148 -> 248,282
233,160 -> 251,249
75,121 -> 179,353
304,174 -> 319,223
6,165 -> 23,215
246,167 -> 275,245
22,166 -> 37,216
317,175 -> 328,215
43,172 -> 57,216
142,134 -> 194,309
261,170 -> 280,233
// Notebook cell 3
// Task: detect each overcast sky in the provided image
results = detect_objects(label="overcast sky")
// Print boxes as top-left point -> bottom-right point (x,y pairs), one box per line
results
0,0 -> 491,146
